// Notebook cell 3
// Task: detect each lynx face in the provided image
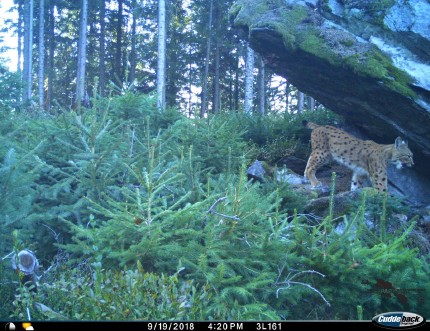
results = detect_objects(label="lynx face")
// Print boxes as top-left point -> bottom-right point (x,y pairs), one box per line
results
392,137 -> 414,169
302,121 -> 414,193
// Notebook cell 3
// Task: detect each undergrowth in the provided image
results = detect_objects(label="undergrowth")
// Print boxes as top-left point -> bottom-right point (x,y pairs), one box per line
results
0,92 -> 428,320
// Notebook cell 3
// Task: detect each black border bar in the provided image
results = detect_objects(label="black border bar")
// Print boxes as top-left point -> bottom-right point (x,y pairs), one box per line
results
5,321 -> 427,331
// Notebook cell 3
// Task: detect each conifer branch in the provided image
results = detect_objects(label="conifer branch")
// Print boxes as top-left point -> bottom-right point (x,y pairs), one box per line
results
74,115 -> 90,136
207,197 -> 240,221
80,135 -> 90,152
34,302 -> 67,319
96,119 -> 111,140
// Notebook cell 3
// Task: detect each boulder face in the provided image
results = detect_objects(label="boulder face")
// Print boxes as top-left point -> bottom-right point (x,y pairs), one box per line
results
231,0 -> 430,206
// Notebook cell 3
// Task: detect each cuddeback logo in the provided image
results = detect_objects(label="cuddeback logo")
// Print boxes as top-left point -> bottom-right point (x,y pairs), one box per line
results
372,312 -> 426,329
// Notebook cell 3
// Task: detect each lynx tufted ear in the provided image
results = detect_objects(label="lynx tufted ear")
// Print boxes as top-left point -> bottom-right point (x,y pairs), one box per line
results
395,137 -> 407,148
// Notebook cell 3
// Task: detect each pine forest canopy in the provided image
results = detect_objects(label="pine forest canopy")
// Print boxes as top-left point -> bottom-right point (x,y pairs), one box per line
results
0,0 -> 314,115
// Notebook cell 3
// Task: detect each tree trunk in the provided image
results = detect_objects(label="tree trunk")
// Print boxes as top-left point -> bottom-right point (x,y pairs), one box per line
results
285,81 -> 290,113
75,0 -> 88,108
244,43 -> 254,113
115,0 -> 123,85
99,0 -> 106,96
129,0 -> 137,84
47,1 -> 54,111
200,0 -> 213,118
297,91 -> 304,113
165,3 -> 178,109
213,38 -> 220,114
22,0 -> 34,103
257,55 -> 265,115
38,0 -> 45,109
157,0 -> 166,111
187,33 -> 193,116
307,95 -> 315,111
234,51 -> 240,112
17,2 -> 23,73
213,2 -> 220,114
229,67 -> 233,111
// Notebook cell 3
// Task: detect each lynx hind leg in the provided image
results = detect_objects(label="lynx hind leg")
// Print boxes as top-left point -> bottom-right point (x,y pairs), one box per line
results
351,172 -> 367,191
304,150 -> 330,188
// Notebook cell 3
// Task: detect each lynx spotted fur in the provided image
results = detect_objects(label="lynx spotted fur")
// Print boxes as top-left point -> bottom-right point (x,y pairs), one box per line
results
303,121 -> 414,193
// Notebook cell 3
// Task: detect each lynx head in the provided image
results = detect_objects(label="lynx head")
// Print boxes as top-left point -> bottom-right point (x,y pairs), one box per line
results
393,137 -> 414,169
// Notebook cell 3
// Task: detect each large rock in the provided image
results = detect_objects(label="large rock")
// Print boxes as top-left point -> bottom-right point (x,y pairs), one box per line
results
231,0 -> 430,206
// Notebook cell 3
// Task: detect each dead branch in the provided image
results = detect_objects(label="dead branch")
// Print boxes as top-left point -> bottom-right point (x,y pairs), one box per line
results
207,197 -> 240,221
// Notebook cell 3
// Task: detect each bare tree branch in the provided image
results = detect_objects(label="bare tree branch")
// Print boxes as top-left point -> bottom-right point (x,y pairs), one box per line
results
207,197 -> 240,221
275,269 -> 330,306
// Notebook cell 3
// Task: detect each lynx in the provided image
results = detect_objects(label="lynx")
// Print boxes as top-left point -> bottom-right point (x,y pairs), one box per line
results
303,120 -> 414,193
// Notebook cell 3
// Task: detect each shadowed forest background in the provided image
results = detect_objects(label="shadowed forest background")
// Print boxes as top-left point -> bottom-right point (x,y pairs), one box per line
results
0,0 -> 429,321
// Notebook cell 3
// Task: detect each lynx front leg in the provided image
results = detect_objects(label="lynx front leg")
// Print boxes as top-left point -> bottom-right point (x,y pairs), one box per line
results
369,162 -> 388,193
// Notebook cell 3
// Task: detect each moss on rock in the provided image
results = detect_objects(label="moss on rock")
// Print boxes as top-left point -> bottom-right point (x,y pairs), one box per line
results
231,0 -> 415,97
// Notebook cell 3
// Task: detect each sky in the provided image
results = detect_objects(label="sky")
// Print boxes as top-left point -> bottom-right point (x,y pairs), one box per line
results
0,0 -> 18,71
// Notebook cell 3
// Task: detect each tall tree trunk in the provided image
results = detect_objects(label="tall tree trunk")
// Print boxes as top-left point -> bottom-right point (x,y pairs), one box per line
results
285,81 -> 290,113
229,66 -> 233,111
228,56 -> 233,111
165,1 -> 179,109
307,95 -> 315,111
187,30 -> 193,116
157,0 -> 166,111
115,0 -> 123,85
244,43 -> 254,113
22,0 -> 34,103
297,91 -> 304,113
234,52 -> 240,112
200,0 -> 213,118
212,2 -> 220,114
38,0 -> 45,109
47,1 -> 54,111
75,0 -> 88,108
99,0 -> 106,96
129,0 -> 137,84
17,2 -> 23,73
257,55 -> 265,115
213,38 -> 220,114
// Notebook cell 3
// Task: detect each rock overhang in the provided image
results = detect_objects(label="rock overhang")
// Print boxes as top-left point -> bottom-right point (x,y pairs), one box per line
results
231,0 -> 430,204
